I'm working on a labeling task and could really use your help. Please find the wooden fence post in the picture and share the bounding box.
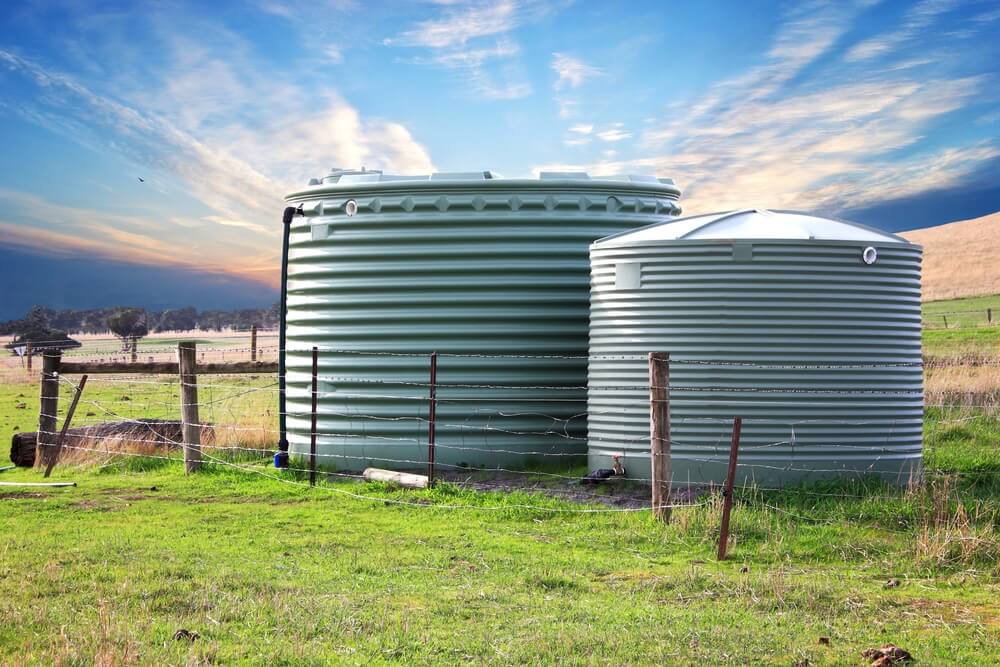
[35,352,62,470]
[310,346,318,486]
[942,315,948,328]
[26,342,33,372]
[44,375,88,478]
[250,325,258,362]
[178,342,201,473]
[649,352,671,523]
[717,416,743,560]
[988,308,993,325]
[130,337,138,363]
[427,352,438,486]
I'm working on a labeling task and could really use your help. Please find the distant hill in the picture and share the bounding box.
[900,211,1000,302]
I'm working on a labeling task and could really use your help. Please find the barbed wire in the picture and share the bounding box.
[33,436,706,514]
[29,422,1000,518]
[15,347,996,522]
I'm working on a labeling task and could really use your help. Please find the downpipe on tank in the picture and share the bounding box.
[275,204,302,469]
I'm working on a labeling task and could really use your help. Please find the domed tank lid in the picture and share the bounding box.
[594,209,910,246]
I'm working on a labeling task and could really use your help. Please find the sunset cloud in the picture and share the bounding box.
[0,0,995,309]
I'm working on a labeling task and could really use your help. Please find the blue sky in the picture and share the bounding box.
[0,0,998,295]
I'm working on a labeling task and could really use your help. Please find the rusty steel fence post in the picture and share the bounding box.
[310,346,318,487]
[427,352,438,486]
[717,416,743,560]
[44,374,88,478]
[649,352,671,523]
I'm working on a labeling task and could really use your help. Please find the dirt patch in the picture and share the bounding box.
[92,489,307,506]
[98,487,159,497]
[430,470,707,509]
[893,597,984,630]
[0,492,45,500]
[976,604,1000,630]
[70,499,116,511]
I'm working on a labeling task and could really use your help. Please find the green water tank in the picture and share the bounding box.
[283,169,682,471]
[588,209,923,486]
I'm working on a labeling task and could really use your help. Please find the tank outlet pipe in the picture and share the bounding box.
[275,203,302,469]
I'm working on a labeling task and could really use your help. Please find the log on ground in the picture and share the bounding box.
[363,468,429,489]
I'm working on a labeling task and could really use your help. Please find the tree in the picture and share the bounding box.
[155,307,197,332]
[4,305,81,354]
[107,308,148,350]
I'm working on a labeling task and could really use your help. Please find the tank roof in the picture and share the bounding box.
[594,209,909,246]
[287,168,681,199]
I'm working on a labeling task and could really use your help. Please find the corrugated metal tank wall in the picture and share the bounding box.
[587,210,923,486]
[283,170,681,470]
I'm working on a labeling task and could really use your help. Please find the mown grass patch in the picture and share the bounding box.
[1,445,999,665]
[922,294,1000,329]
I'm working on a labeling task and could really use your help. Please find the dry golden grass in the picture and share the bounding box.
[38,422,212,468]
[40,415,276,468]
[901,210,1000,302]
[925,362,1000,411]
[914,475,1000,575]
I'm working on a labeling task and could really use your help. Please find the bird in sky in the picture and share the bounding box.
[137,177,144,182]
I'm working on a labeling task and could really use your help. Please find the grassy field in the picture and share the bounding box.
[2,323,1000,664]
[1,436,999,666]
[922,294,1000,330]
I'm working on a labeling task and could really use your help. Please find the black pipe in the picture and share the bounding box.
[274,204,299,468]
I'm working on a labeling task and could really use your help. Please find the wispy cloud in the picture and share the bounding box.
[596,123,631,142]
[394,1,520,49]
[323,44,344,63]
[408,39,520,67]
[557,99,578,118]
[388,0,554,100]
[534,1,996,218]
[0,44,434,279]
[846,0,958,62]
[0,189,275,284]
[551,53,601,89]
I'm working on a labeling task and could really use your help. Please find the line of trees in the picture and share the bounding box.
[0,304,279,338]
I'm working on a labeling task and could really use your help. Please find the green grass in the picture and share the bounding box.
[1,372,275,446]
[924,326,1000,357]
[923,294,1000,329]
[2,322,1000,664]
[917,295,1000,357]
[2,464,999,665]
[1,409,999,664]
[924,407,1000,473]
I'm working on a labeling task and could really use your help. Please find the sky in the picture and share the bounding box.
[0,0,998,313]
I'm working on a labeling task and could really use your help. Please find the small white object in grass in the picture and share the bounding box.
[363,467,428,489]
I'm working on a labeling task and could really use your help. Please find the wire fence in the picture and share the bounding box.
[0,298,996,586]
[3,334,996,577]
[7,343,990,523]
